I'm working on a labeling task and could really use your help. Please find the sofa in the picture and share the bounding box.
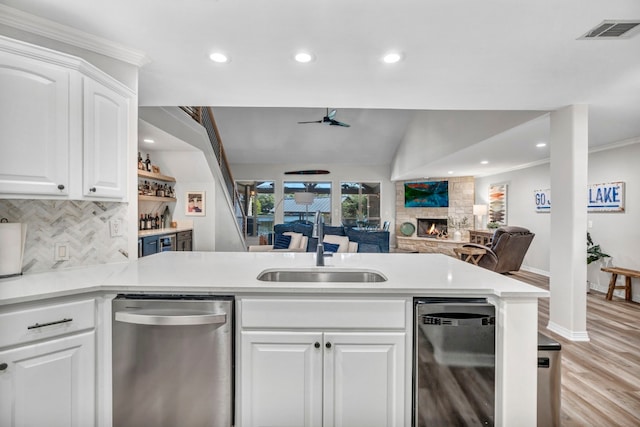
[247,221,389,253]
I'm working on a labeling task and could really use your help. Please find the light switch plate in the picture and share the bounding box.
[54,242,70,261]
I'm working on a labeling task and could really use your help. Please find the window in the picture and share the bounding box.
[236,181,275,237]
[283,181,331,224]
[341,182,381,229]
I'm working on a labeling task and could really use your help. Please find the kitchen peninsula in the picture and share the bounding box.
[0,252,547,427]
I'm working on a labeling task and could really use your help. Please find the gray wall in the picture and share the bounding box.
[475,139,640,301]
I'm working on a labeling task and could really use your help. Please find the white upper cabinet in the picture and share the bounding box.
[82,77,129,199]
[0,51,71,196]
[0,36,133,201]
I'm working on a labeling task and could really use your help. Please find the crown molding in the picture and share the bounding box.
[0,4,150,67]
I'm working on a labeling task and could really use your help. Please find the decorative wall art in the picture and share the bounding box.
[533,182,625,213]
[488,184,508,225]
[534,189,551,212]
[404,181,449,208]
[588,182,625,212]
[186,191,205,216]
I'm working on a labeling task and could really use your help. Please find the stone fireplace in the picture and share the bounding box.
[395,177,475,253]
[417,218,448,238]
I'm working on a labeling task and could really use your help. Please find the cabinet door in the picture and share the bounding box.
[141,235,159,257]
[0,331,95,427]
[0,53,70,196]
[82,77,128,199]
[240,331,323,427]
[323,332,406,427]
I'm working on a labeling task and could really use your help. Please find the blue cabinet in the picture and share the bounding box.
[141,235,159,257]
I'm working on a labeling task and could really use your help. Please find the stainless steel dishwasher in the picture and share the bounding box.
[112,294,234,427]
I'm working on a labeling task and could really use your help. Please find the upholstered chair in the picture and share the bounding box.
[463,226,535,273]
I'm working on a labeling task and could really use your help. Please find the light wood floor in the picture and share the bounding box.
[510,270,640,426]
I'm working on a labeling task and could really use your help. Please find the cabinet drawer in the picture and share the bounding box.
[0,299,95,348]
[240,298,406,329]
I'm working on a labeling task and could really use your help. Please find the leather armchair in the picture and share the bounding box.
[464,226,535,273]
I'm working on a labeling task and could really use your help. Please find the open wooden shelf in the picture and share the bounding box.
[138,195,177,202]
[137,169,176,183]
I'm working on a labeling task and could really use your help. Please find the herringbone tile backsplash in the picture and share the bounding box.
[0,200,129,274]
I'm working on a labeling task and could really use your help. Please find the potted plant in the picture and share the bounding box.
[486,221,501,229]
[587,232,610,264]
[587,232,611,292]
[447,216,470,241]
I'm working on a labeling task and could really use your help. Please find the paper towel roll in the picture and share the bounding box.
[0,223,27,277]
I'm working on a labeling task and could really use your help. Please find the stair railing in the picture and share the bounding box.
[180,106,248,238]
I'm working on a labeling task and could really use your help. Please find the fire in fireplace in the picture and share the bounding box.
[417,218,448,238]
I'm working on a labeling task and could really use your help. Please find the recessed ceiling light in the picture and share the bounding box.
[448,171,454,175]
[382,52,402,64]
[536,142,547,148]
[480,160,489,165]
[209,52,229,63]
[294,52,314,63]
[143,138,154,144]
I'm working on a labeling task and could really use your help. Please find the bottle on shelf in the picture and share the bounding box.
[162,205,171,229]
[138,152,144,170]
[154,212,160,229]
[145,154,152,172]
[139,214,144,231]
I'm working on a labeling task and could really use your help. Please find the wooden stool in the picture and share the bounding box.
[453,247,486,265]
[601,267,639,301]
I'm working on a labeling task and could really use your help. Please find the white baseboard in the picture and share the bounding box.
[520,265,549,277]
[546,321,590,342]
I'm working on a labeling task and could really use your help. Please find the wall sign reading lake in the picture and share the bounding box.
[534,181,625,212]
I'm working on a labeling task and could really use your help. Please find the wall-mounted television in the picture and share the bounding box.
[404,181,449,208]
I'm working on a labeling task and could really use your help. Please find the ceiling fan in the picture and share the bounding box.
[298,108,350,127]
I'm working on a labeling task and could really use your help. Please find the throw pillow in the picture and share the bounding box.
[323,234,350,253]
[273,233,292,250]
[283,232,303,249]
[323,242,340,253]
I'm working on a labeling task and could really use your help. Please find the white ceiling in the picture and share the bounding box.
[3,0,640,177]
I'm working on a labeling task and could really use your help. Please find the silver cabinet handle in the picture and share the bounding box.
[115,310,226,326]
[27,318,73,330]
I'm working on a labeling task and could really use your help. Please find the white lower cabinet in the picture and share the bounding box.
[0,298,96,427]
[0,332,95,427]
[239,298,407,427]
[241,331,324,427]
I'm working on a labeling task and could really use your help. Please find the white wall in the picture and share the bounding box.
[475,139,640,301]
[139,108,246,252]
[150,151,217,251]
[230,163,396,241]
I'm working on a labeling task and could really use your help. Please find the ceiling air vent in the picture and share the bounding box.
[579,20,640,39]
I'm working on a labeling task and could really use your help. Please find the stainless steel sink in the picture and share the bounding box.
[257,268,387,283]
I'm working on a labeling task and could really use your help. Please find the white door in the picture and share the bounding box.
[323,332,406,427]
[240,330,323,427]
[82,77,128,199]
[0,331,95,427]
[0,52,70,196]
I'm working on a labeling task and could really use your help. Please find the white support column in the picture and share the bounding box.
[548,105,589,341]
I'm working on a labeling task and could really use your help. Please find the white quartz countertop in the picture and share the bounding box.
[0,252,548,306]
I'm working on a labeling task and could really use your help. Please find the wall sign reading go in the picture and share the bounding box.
[534,189,551,212]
